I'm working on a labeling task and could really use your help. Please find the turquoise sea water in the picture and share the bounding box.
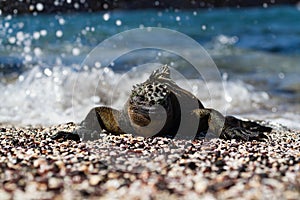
[0,6,299,128]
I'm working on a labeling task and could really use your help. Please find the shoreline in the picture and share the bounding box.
[0,122,299,199]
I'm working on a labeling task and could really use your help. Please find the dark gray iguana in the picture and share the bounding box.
[52,65,271,142]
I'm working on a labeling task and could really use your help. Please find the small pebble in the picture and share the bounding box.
[48,178,62,189]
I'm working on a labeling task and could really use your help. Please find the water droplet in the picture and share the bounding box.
[278,72,285,79]
[222,72,228,81]
[40,29,47,36]
[35,72,42,78]
[34,48,42,56]
[95,62,101,68]
[81,29,87,35]
[176,16,181,21]
[33,32,40,40]
[103,3,109,9]
[91,96,100,103]
[44,68,52,76]
[103,13,110,21]
[8,37,16,44]
[19,75,24,82]
[18,22,24,29]
[16,32,25,41]
[74,2,80,9]
[24,46,31,53]
[225,94,232,103]
[36,3,44,11]
[56,30,63,38]
[217,35,238,45]
[72,48,80,56]
[83,65,89,71]
[263,3,268,8]
[58,18,65,25]
[115,20,122,26]
[201,25,207,31]
[6,15,12,20]
[25,55,32,62]
[25,90,31,96]
[4,22,9,28]
[29,5,34,11]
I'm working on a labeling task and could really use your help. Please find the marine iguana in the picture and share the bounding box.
[52,65,271,142]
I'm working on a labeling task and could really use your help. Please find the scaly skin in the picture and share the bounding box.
[52,65,271,142]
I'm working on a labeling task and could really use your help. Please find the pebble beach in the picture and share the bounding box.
[1,0,300,199]
[0,122,299,200]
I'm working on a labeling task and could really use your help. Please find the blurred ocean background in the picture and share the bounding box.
[0,5,299,129]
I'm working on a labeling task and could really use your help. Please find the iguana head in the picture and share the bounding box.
[125,65,180,134]
[129,65,175,114]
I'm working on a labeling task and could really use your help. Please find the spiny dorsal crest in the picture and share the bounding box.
[149,65,171,82]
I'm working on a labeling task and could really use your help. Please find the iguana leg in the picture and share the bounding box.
[52,106,125,141]
[192,108,270,141]
[93,106,125,135]
[192,108,225,139]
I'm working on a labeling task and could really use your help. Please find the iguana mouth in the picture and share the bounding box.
[131,104,167,116]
